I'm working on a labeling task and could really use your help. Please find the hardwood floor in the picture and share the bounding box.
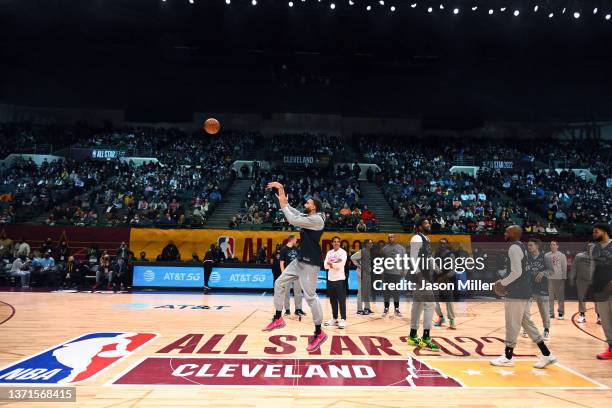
[0,291,609,407]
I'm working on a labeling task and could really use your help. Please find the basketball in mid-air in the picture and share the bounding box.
[204,118,220,135]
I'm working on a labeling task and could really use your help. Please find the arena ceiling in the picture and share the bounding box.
[1,0,611,122]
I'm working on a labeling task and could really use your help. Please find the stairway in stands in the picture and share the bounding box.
[360,182,404,232]
[204,179,252,228]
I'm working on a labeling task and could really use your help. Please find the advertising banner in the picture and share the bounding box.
[129,228,471,263]
[133,264,204,288]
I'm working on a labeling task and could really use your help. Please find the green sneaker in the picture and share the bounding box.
[420,337,440,352]
[407,336,422,347]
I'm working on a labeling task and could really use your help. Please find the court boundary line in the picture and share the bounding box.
[0,301,15,326]
[571,309,606,343]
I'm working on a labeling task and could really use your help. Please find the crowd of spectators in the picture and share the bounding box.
[231,163,379,231]
[1,124,610,234]
[1,126,256,227]
[0,234,244,290]
[358,136,611,234]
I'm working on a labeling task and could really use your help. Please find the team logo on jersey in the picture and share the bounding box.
[217,236,235,259]
[0,332,157,384]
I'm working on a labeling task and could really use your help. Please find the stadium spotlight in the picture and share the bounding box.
[251,0,257,5]
[288,1,293,6]
[349,0,354,5]
[428,6,433,12]
[593,8,597,14]
[471,6,477,11]
[330,2,335,9]
[439,4,444,10]
[562,8,566,13]
[573,11,580,19]
[411,3,417,8]
[513,9,519,16]
[534,5,538,12]
[390,5,396,11]
[225,0,231,4]
[379,0,384,5]
[606,14,611,20]
[489,9,494,14]
[500,7,507,12]
[367,5,371,10]
[453,8,459,14]
[189,0,194,4]
[548,12,554,18]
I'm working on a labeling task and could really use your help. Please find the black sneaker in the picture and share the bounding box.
[284,310,291,316]
[295,309,307,316]
[357,310,364,315]
[363,308,373,315]
[558,313,564,320]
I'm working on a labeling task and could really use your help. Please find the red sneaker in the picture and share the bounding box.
[262,317,286,332]
[306,330,328,353]
[596,346,612,360]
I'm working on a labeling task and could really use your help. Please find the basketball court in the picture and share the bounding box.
[1,291,609,407]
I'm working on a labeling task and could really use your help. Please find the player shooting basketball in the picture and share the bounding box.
[262,181,328,353]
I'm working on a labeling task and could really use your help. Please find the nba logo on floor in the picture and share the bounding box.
[217,236,235,258]
[0,332,157,384]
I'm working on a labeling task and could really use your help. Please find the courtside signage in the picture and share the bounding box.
[133,265,204,288]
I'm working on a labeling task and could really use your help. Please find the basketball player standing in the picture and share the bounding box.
[408,218,440,351]
[490,225,557,368]
[523,237,551,340]
[262,182,327,353]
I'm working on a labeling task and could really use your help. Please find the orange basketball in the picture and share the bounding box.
[204,118,220,135]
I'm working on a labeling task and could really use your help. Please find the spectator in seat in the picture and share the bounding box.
[356,219,367,232]
[61,256,81,289]
[35,250,56,287]
[57,240,70,264]
[40,237,54,256]
[161,241,180,261]
[10,255,30,288]
[117,241,131,260]
[112,257,129,291]
[138,251,149,262]
[93,252,112,290]
[15,238,30,258]
[256,246,268,264]
[240,163,250,178]
[339,204,351,217]
[361,205,376,222]
[0,232,13,261]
